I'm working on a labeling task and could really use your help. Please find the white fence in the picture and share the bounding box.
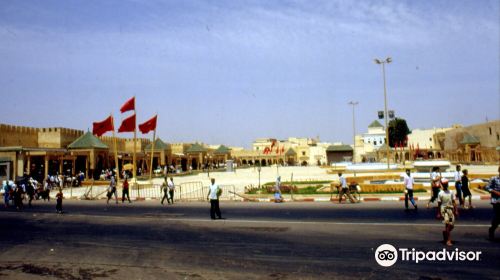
[72,181,240,201]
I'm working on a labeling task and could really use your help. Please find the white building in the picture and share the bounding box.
[354,120,387,162]
[363,120,386,147]
[407,127,456,150]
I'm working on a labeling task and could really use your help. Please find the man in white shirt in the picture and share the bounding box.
[167,177,175,204]
[454,165,464,207]
[207,178,222,219]
[338,173,355,203]
[403,169,418,211]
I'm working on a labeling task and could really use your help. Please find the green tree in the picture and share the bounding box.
[388,118,411,148]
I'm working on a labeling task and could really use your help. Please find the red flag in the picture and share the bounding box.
[120,97,135,113]
[92,115,114,136]
[264,147,270,154]
[270,139,276,149]
[118,114,136,132]
[139,115,157,134]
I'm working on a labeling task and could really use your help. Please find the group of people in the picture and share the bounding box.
[3,174,64,213]
[106,175,133,204]
[4,165,500,243]
[426,166,473,209]
[104,175,177,206]
[402,165,500,245]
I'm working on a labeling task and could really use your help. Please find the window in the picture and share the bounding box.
[429,137,432,141]
[302,151,306,156]
[489,127,492,135]
[497,133,499,141]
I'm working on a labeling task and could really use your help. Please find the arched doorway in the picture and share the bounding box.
[181,158,188,172]
[191,158,198,170]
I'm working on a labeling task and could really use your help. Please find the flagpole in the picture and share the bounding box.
[276,142,279,176]
[149,115,157,182]
[133,96,138,198]
[111,114,120,188]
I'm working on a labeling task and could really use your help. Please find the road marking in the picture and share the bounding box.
[158,218,490,227]
[1,211,491,228]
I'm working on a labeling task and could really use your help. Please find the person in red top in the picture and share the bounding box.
[122,177,131,203]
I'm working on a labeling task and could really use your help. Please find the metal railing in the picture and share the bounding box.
[76,181,240,201]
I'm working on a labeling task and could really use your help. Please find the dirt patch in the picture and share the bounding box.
[233,227,289,233]
[0,263,117,280]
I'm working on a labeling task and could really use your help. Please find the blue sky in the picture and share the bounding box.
[0,0,498,148]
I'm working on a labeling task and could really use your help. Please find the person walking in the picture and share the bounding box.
[338,173,355,203]
[427,167,442,208]
[454,165,464,207]
[437,179,457,246]
[275,176,281,193]
[167,177,175,204]
[161,178,169,205]
[3,181,11,208]
[274,176,284,203]
[56,188,63,214]
[461,169,473,209]
[26,178,35,207]
[107,176,118,204]
[122,177,131,203]
[13,184,24,211]
[44,176,52,201]
[403,169,418,211]
[485,166,500,241]
[207,178,222,220]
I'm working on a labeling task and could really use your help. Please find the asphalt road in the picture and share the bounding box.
[0,199,499,279]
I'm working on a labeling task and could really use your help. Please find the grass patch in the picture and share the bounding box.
[245,185,427,195]
[262,180,331,186]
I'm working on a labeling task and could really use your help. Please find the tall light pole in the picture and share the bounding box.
[374,57,392,169]
[348,101,358,164]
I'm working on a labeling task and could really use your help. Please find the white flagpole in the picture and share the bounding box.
[149,115,157,182]
[111,114,120,188]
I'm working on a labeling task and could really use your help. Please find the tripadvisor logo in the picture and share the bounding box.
[374,244,482,267]
[375,244,398,267]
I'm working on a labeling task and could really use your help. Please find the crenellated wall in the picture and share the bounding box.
[124,138,151,152]
[100,136,126,151]
[0,124,39,147]
[38,127,84,148]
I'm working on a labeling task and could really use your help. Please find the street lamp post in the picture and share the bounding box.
[257,165,262,188]
[348,101,358,164]
[374,57,392,170]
